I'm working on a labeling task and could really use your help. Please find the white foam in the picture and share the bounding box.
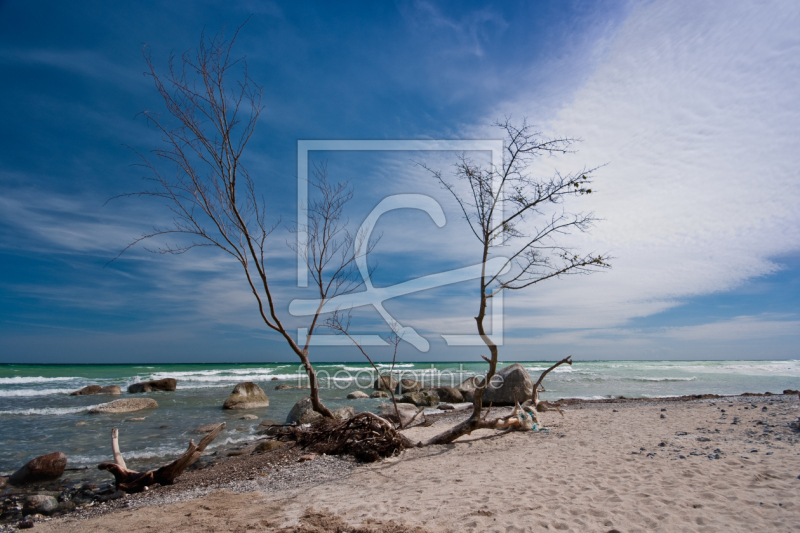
[0,388,75,397]
[0,376,77,384]
[0,406,88,416]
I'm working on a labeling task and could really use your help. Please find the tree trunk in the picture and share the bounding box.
[98,423,224,493]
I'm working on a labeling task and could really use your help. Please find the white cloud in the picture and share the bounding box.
[492,0,800,334]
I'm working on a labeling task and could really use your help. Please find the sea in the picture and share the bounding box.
[1,360,799,483]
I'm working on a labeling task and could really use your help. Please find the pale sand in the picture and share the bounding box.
[37,396,800,532]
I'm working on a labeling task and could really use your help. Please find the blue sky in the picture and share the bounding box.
[0,0,798,363]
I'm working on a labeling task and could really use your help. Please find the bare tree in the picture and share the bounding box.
[111,25,368,418]
[421,119,610,445]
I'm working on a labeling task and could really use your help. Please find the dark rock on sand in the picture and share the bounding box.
[9,452,67,485]
[223,382,269,410]
[24,495,59,515]
[399,390,440,407]
[374,375,398,391]
[457,376,482,402]
[88,398,158,414]
[194,422,226,434]
[69,385,121,396]
[378,403,420,426]
[127,378,177,393]
[332,406,356,420]
[481,363,533,406]
[255,440,284,453]
[435,386,464,403]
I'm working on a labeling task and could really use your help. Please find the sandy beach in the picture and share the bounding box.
[22,393,799,533]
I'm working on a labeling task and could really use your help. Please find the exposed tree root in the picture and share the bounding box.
[278,412,418,462]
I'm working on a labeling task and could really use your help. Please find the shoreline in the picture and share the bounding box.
[3,390,799,532]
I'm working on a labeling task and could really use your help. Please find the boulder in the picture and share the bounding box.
[24,495,58,515]
[240,414,258,420]
[784,389,800,395]
[9,452,67,485]
[481,363,533,406]
[332,406,356,420]
[69,385,121,396]
[457,376,482,402]
[347,391,370,399]
[398,390,440,407]
[374,375,398,391]
[435,386,464,403]
[287,397,324,424]
[255,440,284,453]
[396,379,421,393]
[88,398,158,414]
[378,403,420,426]
[370,390,389,398]
[222,382,269,410]
[259,419,278,427]
[127,378,177,393]
[275,384,293,390]
[194,422,226,434]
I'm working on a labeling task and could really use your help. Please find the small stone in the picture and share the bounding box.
[661,408,666,412]
[612,409,618,412]
[271,377,279,380]
[275,384,293,390]
[17,521,34,530]
[439,403,455,410]
[697,437,711,442]
[370,390,389,398]
[159,425,170,429]
[679,455,686,459]
[75,421,87,426]
[240,414,258,420]
[255,440,284,453]
[24,494,59,515]
[346,391,370,399]
[126,417,145,421]
[660,414,666,419]
[298,453,317,462]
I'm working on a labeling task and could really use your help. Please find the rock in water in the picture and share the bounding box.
[396,379,421,393]
[435,386,464,403]
[370,390,389,398]
[0,476,6,489]
[287,397,324,424]
[69,385,121,396]
[223,382,269,409]
[347,391,369,399]
[378,403,420,426]
[9,452,67,485]
[240,414,258,420]
[24,495,59,515]
[194,422,226,434]
[481,363,533,406]
[399,390,440,407]
[127,378,177,393]
[374,375,398,391]
[88,398,159,414]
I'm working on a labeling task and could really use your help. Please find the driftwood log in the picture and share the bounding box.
[98,424,224,492]
[426,357,572,445]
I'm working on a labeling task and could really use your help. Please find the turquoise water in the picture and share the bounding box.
[1,360,798,482]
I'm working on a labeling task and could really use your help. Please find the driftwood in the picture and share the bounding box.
[427,358,572,445]
[98,423,224,492]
